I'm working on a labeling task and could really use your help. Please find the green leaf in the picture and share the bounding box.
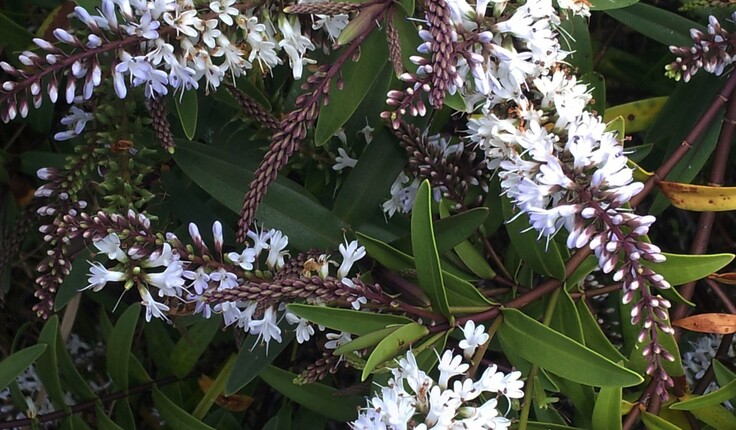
[526,422,588,430]
[332,127,406,226]
[335,326,402,355]
[57,333,96,401]
[501,197,566,280]
[436,203,495,279]
[688,403,736,428]
[713,359,736,397]
[589,0,639,10]
[174,90,199,141]
[605,3,705,47]
[640,252,734,286]
[0,345,46,391]
[193,355,236,420]
[36,316,68,409]
[412,181,451,318]
[603,97,668,134]
[107,303,140,391]
[315,31,388,146]
[153,387,217,430]
[575,300,626,363]
[670,378,736,410]
[592,386,623,430]
[174,142,344,250]
[55,251,91,311]
[0,11,33,52]
[96,405,124,430]
[559,15,593,74]
[549,290,584,343]
[170,315,223,379]
[260,365,362,421]
[225,323,295,395]
[357,232,493,308]
[286,304,414,336]
[581,71,605,117]
[114,401,136,430]
[498,308,643,387]
[362,322,429,380]
[641,412,684,430]
[389,207,490,255]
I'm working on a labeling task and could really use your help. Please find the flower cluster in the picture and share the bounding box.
[78,215,369,352]
[0,0,338,125]
[666,13,736,82]
[382,0,588,127]
[466,65,676,393]
[352,348,523,429]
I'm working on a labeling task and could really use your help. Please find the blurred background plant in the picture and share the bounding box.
[1,0,736,429]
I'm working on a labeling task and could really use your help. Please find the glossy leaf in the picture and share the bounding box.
[671,378,736,410]
[170,315,222,378]
[334,326,402,355]
[36,316,67,409]
[107,303,140,391]
[640,252,734,286]
[437,203,495,279]
[641,411,684,430]
[688,403,736,429]
[174,89,198,141]
[412,181,451,318]
[174,142,344,250]
[315,31,388,146]
[605,3,705,47]
[226,323,295,395]
[388,207,490,255]
[286,304,413,336]
[673,313,736,334]
[362,322,429,380]
[260,365,363,422]
[153,387,216,430]
[332,127,406,226]
[589,0,639,10]
[559,15,593,74]
[498,308,643,387]
[592,386,622,430]
[713,359,736,390]
[603,97,668,133]
[502,197,566,280]
[659,181,736,212]
[0,345,46,391]
[575,300,626,363]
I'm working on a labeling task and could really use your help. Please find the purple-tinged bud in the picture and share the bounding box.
[54,130,76,141]
[18,54,35,67]
[71,61,87,78]
[478,31,493,43]
[213,221,223,252]
[18,99,28,118]
[2,81,15,91]
[33,93,42,109]
[33,38,57,52]
[7,103,17,121]
[87,34,102,48]
[65,79,76,104]
[53,28,77,44]
[0,61,19,76]
[30,81,41,96]
[189,223,203,246]
[46,54,59,65]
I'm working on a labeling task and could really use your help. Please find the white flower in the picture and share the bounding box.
[333,147,358,171]
[209,267,238,290]
[124,11,160,39]
[210,0,239,26]
[277,14,315,80]
[248,306,282,353]
[285,312,315,344]
[139,287,170,322]
[266,230,289,270]
[215,300,241,327]
[93,233,127,262]
[337,239,366,279]
[228,248,257,270]
[458,321,489,358]
[425,385,461,428]
[183,267,210,295]
[370,384,416,430]
[247,225,272,257]
[83,261,125,292]
[147,243,178,268]
[436,350,469,389]
[325,331,352,349]
[163,8,200,38]
[60,106,95,136]
[145,260,186,297]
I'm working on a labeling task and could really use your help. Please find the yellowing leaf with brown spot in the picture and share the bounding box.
[708,273,736,285]
[199,375,253,412]
[672,313,736,335]
[659,181,736,212]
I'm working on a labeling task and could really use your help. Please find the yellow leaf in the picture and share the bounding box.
[659,181,736,212]
[199,375,254,412]
[603,96,668,133]
[627,159,653,183]
[672,313,736,334]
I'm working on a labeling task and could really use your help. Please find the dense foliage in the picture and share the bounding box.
[2,0,736,429]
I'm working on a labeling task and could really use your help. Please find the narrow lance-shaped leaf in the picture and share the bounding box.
[640,252,734,286]
[659,181,736,212]
[0,345,46,392]
[286,303,413,336]
[153,387,216,430]
[362,322,430,380]
[107,303,141,391]
[411,181,451,318]
[498,308,643,387]
[673,313,736,335]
